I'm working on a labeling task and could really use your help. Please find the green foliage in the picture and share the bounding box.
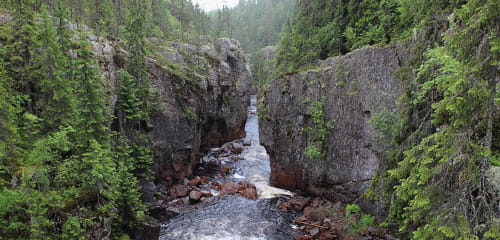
[61,216,88,240]
[275,0,468,72]
[210,0,295,52]
[369,109,399,142]
[0,3,157,237]
[383,0,499,239]
[345,204,362,214]
[0,188,29,238]
[73,36,111,146]
[116,70,143,120]
[34,9,76,132]
[345,204,375,233]
[305,97,334,160]
[484,219,500,239]
[111,135,148,237]
[491,154,500,167]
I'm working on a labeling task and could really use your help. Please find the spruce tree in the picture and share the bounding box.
[126,0,150,117]
[32,9,76,132]
[73,35,111,147]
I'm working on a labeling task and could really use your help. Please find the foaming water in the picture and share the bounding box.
[159,95,293,240]
[159,196,293,240]
[236,95,293,199]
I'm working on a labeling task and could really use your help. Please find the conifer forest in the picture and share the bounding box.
[0,0,498,239]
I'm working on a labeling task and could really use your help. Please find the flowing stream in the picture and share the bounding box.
[159,95,295,240]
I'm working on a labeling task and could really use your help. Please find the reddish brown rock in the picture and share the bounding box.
[189,190,204,203]
[302,206,314,220]
[238,181,251,191]
[188,176,201,186]
[288,196,312,211]
[220,182,238,196]
[270,162,302,190]
[200,190,213,197]
[241,186,258,200]
[220,167,230,174]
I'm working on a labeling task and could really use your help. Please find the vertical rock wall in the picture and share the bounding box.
[260,43,410,215]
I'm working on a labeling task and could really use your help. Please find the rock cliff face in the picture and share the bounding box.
[260,43,409,214]
[146,38,251,182]
[88,36,251,182]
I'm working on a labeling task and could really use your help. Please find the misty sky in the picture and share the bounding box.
[195,0,240,12]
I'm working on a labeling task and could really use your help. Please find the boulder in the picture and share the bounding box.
[172,185,189,198]
[288,196,312,211]
[220,182,238,196]
[188,176,202,186]
[189,190,204,203]
[241,185,258,200]
[141,182,157,203]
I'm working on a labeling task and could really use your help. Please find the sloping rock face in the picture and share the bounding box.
[260,43,409,214]
[88,36,251,182]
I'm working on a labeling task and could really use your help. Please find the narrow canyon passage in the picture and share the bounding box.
[159,96,295,240]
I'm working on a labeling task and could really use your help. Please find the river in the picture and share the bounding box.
[159,95,295,240]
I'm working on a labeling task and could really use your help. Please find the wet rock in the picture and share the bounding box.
[220,167,230,174]
[220,182,238,196]
[288,196,312,211]
[231,142,244,154]
[200,190,213,197]
[188,176,202,186]
[241,185,258,200]
[141,182,157,203]
[149,205,167,221]
[270,162,302,190]
[173,185,189,198]
[166,207,181,218]
[133,217,160,240]
[189,190,204,203]
[309,227,320,238]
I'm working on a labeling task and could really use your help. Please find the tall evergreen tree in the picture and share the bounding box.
[32,9,76,132]
[125,0,151,119]
[73,35,111,146]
